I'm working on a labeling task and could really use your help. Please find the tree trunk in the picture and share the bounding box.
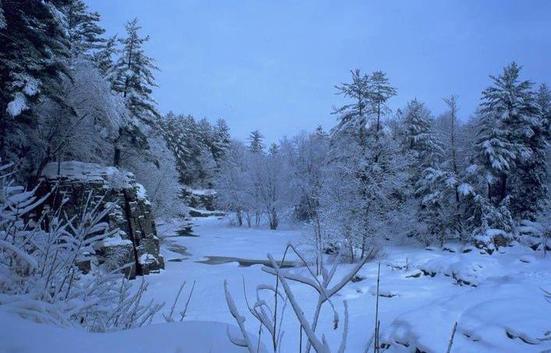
[269,208,278,230]
[114,146,121,167]
[236,209,243,226]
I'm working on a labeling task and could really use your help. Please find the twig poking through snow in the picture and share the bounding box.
[446,321,458,353]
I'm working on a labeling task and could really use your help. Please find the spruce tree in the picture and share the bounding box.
[112,18,160,126]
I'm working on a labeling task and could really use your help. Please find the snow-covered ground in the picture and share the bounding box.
[2,216,551,353]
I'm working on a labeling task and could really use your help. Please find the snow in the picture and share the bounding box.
[188,188,216,196]
[5,76,40,118]
[147,217,551,353]
[41,161,134,189]
[22,77,39,96]
[3,216,551,353]
[100,235,133,247]
[457,182,474,196]
[134,183,151,205]
[0,311,259,353]
[139,253,157,265]
[135,183,148,200]
[6,92,28,117]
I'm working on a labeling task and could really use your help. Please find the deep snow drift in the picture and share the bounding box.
[2,216,551,353]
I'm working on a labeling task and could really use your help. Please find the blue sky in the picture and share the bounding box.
[87,0,551,143]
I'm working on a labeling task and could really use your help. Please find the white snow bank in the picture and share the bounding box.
[0,310,262,353]
[383,295,551,353]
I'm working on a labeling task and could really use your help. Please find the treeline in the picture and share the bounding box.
[216,67,551,257]
[0,1,229,218]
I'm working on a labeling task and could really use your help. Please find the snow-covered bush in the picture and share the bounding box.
[0,164,162,331]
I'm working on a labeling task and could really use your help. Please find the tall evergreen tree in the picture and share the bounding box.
[510,82,549,219]
[475,63,540,217]
[326,69,390,258]
[249,130,264,153]
[62,0,105,57]
[0,0,70,172]
[401,99,448,244]
[368,70,397,139]
[401,99,442,172]
[112,18,160,126]
[93,35,117,79]
[332,69,370,142]
[212,118,231,163]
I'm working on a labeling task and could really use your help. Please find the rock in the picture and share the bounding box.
[39,161,164,279]
[183,187,217,211]
[188,207,225,218]
[474,228,512,254]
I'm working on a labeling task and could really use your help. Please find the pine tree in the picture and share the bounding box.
[509,82,549,220]
[325,69,390,258]
[63,0,105,57]
[368,70,397,139]
[401,99,448,244]
[212,118,231,163]
[0,0,70,172]
[112,18,160,126]
[332,69,371,141]
[475,63,540,217]
[93,36,117,79]
[249,130,264,153]
[401,99,443,172]
[415,166,458,246]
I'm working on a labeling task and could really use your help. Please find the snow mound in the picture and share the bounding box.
[0,310,262,353]
[383,296,551,353]
[417,256,492,287]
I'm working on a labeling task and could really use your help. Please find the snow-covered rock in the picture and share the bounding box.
[40,161,164,278]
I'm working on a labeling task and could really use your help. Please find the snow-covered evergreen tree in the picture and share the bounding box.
[248,130,265,153]
[93,36,117,79]
[368,70,397,141]
[112,18,160,126]
[475,63,541,219]
[0,0,70,176]
[400,99,449,244]
[62,0,106,57]
[322,69,397,258]
[211,118,232,163]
